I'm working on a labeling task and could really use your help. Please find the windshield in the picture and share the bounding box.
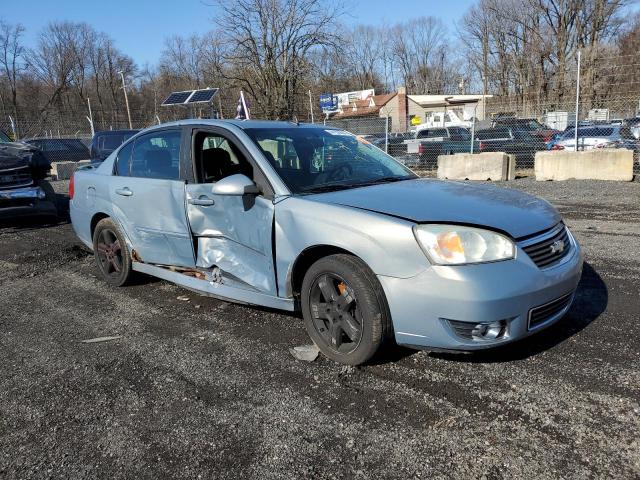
[0,131,10,142]
[244,127,417,194]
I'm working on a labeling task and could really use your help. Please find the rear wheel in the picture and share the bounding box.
[92,218,133,286]
[301,254,392,365]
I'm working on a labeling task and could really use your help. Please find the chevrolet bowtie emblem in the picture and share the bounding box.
[550,239,565,254]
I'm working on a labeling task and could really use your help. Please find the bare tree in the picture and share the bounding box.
[212,0,342,119]
[391,17,450,94]
[0,21,26,129]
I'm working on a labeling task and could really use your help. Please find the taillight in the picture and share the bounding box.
[69,174,75,200]
[418,144,425,154]
[479,142,486,151]
[551,144,565,150]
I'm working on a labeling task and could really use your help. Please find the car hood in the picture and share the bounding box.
[310,179,560,239]
[0,142,50,171]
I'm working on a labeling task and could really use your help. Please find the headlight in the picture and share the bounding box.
[413,225,515,265]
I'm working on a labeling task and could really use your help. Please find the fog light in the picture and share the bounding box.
[471,320,505,340]
[446,318,510,342]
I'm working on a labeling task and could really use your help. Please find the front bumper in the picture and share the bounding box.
[380,231,584,351]
[0,186,57,220]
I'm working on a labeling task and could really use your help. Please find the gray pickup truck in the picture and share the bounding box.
[0,131,57,220]
[404,126,480,164]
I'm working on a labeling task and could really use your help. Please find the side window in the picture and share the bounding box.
[114,141,133,176]
[129,130,181,180]
[194,132,253,183]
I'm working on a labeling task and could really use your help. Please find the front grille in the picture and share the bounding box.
[528,293,573,330]
[0,167,33,190]
[521,224,571,269]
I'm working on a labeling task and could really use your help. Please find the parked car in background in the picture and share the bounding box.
[553,124,639,154]
[90,130,139,163]
[405,126,479,164]
[24,138,90,164]
[623,117,640,139]
[369,132,412,157]
[70,119,583,365]
[0,132,57,220]
[475,127,547,166]
[491,117,559,143]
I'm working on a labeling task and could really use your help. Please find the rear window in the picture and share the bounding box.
[30,139,88,153]
[563,127,614,138]
[448,127,471,139]
[476,128,510,140]
[100,135,125,150]
[0,131,10,142]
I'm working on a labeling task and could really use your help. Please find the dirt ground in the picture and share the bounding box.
[0,178,638,479]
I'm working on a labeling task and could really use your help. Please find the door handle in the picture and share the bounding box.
[188,196,215,206]
[115,187,133,197]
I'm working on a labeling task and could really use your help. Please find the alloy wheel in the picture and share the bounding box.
[96,228,123,277]
[308,273,363,354]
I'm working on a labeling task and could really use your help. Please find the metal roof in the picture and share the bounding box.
[149,119,327,130]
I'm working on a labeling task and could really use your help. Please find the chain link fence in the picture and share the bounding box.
[3,96,640,177]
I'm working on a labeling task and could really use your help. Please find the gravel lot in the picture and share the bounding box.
[0,178,639,479]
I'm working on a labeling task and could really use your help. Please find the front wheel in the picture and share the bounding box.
[301,254,393,365]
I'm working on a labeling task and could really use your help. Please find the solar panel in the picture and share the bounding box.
[187,88,218,104]
[161,91,193,106]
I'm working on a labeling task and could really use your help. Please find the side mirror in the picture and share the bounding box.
[211,174,260,196]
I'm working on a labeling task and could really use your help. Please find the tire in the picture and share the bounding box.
[301,254,393,365]
[92,217,134,287]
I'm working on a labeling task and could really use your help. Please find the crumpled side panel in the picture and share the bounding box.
[186,184,277,296]
[197,236,275,293]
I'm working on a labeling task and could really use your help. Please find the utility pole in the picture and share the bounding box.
[118,70,133,130]
[574,50,581,152]
[86,97,94,137]
[308,90,315,123]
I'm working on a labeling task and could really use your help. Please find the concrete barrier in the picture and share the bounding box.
[437,152,515,181]
[50,160,90,180]
[535,149,634,181]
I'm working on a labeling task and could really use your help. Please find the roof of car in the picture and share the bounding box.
[95,129,139,135]
[144,119,328,131]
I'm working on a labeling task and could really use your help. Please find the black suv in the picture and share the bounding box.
[90,130,138,163]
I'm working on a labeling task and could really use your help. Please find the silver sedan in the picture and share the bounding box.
[70,120,583,365]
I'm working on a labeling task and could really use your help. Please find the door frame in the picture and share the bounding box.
[181,124,275,199]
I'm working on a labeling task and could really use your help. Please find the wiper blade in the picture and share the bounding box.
[349,176,410,187]
[298,176,410,194]
[298,183,353,193]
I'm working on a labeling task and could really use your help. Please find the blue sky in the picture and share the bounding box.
[1,0,476,66]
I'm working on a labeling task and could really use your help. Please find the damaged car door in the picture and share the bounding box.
[110,128,195,267]
[185,129,277,295]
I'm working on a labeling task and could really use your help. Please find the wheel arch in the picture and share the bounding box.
[289,244,364,299]
[90,212,110,240]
